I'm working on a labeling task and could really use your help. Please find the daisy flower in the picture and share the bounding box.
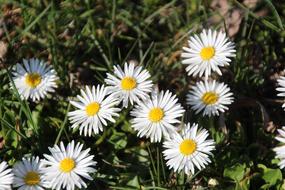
[68,85,121,136]
[13,156,49,190]
[187,80,234,116]
[12,58,58,101]
[276,76,285,109]
[163,123,215,175]
[105,62,153,107]
[41,141,97,190]
[0,161,14,190]
[131,90,185,143]
[181,29,236,78]
[273,127,285,169]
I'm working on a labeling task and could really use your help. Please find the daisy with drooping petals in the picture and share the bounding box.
[187,80,234,116]
[131,90,185,143]
[273,127,285,169]
[68,85,120,136]
[41,141,97,190]
[181,29,236,78]
[12,58,58,102]
[276,76,285,109]
[0,161,13,190]
[13,156,49,190]
[105,62,153,107]
[163,123,215,175]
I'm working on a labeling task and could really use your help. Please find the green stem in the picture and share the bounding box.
[160,148,166,183]
[147,143,157,182]
[156,146,161,186]
[54,103,71,145]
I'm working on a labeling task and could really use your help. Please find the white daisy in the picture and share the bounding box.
[41,140,97,190]
[13,156,49,190]
[187,80,234,116]
[273,127,285,169]
[68,85,121,136]
[276,76,285,109]
[181,29,236,78]
[163,123,215,175]
[105,62,153,107]
[12,58,58,101]
[0,161,13,190]
[131,90,185,143]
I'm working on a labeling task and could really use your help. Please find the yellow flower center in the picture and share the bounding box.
[25,73,42,88]
[85,102,100,116]
[201,92,218,105]
[59,158,75,173]
[121,77,137,90]
[200,46,215,60]
[148,108,164,122]
[24,171,40,186]
[179,139,197,156]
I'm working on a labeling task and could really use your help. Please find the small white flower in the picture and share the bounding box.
[187,80,234,116]
[41,140,97,190]
[68,85,120,136]
[105,62,153,107]
[12,58,58,101]
[13,156,49,190]
[131,90,185,142]
[276,76,285,109]
[273,127,285,169]
[0,161,13,190]
[181,29,236,78]
[163,123,215,175]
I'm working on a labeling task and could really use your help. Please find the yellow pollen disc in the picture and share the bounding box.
[60,158,75,173]
[201,92,218,105]
[25,73,42,88]
[200,46,215,60]
[121,77,137,90]
[85,102,100,116]
[179,139,197,156]
[24,171,40,186]
[148,108,164,122]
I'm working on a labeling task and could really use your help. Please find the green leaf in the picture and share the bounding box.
[138,148,148,162]
[109,132,127,150]
[263,169,282,186]
[258,164,282,187]
[106,152,121,165]
[223,163,246,181]
[127,175,140,188]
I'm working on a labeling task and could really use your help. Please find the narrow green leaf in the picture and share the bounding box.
[264,0,284,30]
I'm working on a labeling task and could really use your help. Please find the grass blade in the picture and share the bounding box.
[6,68,38,135]
[20,3,52,36]
[264,0,284,30]
[1,118,28,140]
[233,0,281,32]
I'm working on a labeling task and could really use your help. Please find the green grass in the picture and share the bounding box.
[1,0,285,189]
